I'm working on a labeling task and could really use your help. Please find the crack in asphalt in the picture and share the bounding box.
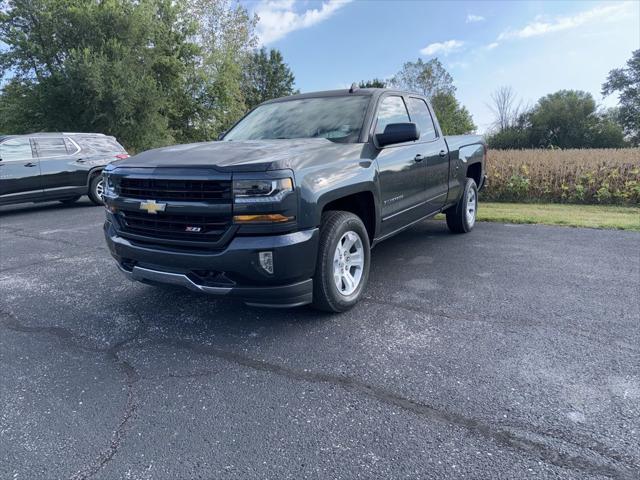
[1,311,637,479]
[0,309,146,480]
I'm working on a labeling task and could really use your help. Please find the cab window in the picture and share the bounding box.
[375,96,410,134]
[408,97,437,141]
[0,138,34,161]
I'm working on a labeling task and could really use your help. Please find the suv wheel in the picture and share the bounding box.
[312,211,370,312]
[446,178,478,234]
[88,174,104,205]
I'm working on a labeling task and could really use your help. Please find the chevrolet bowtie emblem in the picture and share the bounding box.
[139,199,166,214]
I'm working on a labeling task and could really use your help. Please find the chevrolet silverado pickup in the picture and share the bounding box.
[103,87,486,312]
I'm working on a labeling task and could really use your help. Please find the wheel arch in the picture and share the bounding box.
[318,188,378,245]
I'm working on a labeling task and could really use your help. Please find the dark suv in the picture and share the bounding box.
[0,132,128,206]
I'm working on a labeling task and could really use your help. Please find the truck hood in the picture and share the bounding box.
[113,139,365,172]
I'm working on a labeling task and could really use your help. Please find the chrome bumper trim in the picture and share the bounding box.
[118,265,233,295]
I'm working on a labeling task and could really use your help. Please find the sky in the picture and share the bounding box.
[242,0,640,133]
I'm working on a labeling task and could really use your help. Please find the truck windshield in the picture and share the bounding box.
[223,96,370,143]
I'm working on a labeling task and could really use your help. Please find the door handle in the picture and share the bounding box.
[414,154,425,162]
[438,150,447,158]
[76,158,85,163]
[24,162,37,167]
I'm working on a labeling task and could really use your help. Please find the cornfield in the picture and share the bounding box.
[482,149,640,205]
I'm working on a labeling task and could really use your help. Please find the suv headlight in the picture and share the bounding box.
[233,178,293,203]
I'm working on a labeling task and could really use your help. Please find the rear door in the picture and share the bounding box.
[34,136,87,194]
[0,137,42,202]
[407,96,449,213]
[374,94,430,235]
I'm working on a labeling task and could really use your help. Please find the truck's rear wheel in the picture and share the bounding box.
[446,178,478,233]
[312,211,370,312]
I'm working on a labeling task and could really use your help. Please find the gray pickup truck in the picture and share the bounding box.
[103,87,486,311]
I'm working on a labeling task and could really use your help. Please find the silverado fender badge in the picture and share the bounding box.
[185,226,202,232]
[139,199,166,214]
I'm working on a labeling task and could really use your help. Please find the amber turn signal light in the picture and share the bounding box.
[233,214,294,224]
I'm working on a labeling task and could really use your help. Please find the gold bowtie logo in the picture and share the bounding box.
[139,199,166,214]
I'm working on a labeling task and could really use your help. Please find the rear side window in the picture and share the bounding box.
[408,98,437,141]
[33,138,68,157]
[64,137,81,155]
[375,96,410,134]
[75,135,126,154]
[0,138,34,161]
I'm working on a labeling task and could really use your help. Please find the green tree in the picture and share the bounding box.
[389,58,474,134]
[0,0,201,151]
[358,78,387,88]
[190,0,258,137]
[390,58,455,100]
[0,0,260,150]
[431,92,476,135]
[602,49,640,145]
[528,90,625,148]
[241,48,296,110]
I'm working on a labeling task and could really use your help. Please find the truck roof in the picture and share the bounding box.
[263,87,418,104]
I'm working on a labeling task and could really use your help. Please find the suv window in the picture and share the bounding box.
[64,137,81,155]
[408,97,437,141]
[0,138,34,161]
[33,138,68,157]
[375,96,410,134]
[73,135,126,154]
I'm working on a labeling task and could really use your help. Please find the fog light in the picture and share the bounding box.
[259,251,274,274]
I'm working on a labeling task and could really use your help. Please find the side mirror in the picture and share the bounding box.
[375,123,420,147]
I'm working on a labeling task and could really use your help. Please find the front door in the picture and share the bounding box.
[375,95,429,236]
[0,137,42,203]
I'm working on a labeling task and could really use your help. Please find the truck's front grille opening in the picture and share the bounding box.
[118,211,230,241]
[118,178,231,202]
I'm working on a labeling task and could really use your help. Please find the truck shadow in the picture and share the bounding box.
[120,219,452,341]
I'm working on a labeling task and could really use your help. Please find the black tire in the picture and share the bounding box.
[88,174,104,205]
[312,211,370,313]
[59,196,81,205]
[446,178,478,234]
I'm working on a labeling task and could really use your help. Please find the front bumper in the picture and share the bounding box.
[104,220,319,307]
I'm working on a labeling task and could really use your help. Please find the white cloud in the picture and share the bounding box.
[486,42,499,50]
[420,39,464,56]
[498,2,631,40]
[255,0,352,45]
[466,14,485,23]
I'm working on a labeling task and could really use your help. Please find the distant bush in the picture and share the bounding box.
[482,149,640,205]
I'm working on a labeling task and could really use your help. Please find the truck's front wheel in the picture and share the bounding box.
[446,178,478,233]
[312,211,370,312]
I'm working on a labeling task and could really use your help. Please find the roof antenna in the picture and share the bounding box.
[349,82,358,93]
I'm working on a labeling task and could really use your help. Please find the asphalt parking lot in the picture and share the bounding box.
[1,198,639,480]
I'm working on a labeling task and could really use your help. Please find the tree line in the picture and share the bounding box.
[0,0,296,151]
[485,50,638,149]
[0,1,636,152]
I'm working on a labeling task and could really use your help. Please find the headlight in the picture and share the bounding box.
[233,178,293,203]
[103,172,116,197]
